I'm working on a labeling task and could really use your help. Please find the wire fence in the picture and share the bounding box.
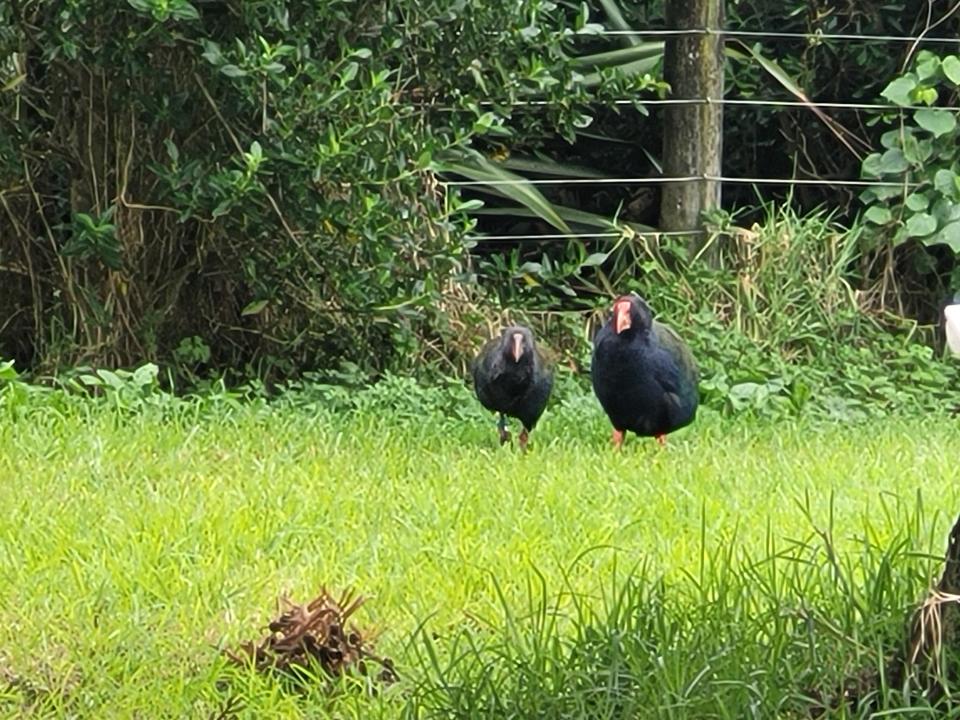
[593,29,960,42]
[448,19,960,246]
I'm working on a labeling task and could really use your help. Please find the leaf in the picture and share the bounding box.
[924,221,960,253]
[455,198,485,211]
[916,51,941,81]
[581,56,660,87]
[169,0,199,21]
[472,112,498,133]
[905,212,937,238]
[905,192,929,212]
[916,87,938,106]
[932,197,960,224]
[126,0,151,11]
[596,0,642,47]
[914,108,957,137]
[581,252,609,267]
[935,169,960,199]
[881,75,917,106]
[880,128,911,150]
[861,152,883,178]
[864,206,893,225]
[212,198,234,217]
[501,155,607,178]
[351,48,372,59]
[861,183,900,201]
[942,56,960,85]
[74,212,98,232]
[439,154,572,232]
[340,61,358,85]
[220,64,247,78]
[131,363,159,386]
[0,359,18,382]
[201,41,222,65]
[164,138,179,163]
[96,369,124,390]
[731,43,866,157]
[901,135,932,165]
[241,299,269,316]
[879,148,909,174]
[570,41,664,70]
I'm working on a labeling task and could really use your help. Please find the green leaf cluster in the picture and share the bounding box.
[861,51,960,254]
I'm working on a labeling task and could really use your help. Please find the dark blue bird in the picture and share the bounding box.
[591,294,699,450]
[472,325,554,451]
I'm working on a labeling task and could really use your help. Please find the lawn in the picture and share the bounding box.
[2,386,960,717]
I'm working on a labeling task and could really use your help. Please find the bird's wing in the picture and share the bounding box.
[534,342,557,376]
[471,335,505,393]
[652,320,700,385]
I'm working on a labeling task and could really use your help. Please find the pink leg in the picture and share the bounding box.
[655,434,666,447]
[519,428,529,452]
[612,429,625,450]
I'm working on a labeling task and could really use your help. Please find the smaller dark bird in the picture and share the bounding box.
[591,294,699,450]
[472,325,554,451]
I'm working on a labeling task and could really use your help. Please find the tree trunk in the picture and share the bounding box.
[659,0,725,262]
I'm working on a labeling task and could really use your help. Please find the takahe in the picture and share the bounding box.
[591,294,699,449]
[472,325,554,451]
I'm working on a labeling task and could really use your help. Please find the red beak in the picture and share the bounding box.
[614,301,632,334]
[511,332,524,362]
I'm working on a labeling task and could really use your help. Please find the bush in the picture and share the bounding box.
[0,0,621,379]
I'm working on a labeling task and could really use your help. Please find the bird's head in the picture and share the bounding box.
[502,325,534,363]
[610,294,652,336]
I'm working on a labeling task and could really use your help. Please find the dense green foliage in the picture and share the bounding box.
[1,0,635,375]
[2,385,960,717]
[861,51,960,257]
[2,0,959,381]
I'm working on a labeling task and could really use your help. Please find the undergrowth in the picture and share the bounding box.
[2,381,960,717]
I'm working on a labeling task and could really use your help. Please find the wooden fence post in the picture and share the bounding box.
[659,0,725,259]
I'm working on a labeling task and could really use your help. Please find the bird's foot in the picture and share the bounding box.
[655,434,666,447]
[612,429,624,451]
[497,414,510,445]
[519,429,529,452]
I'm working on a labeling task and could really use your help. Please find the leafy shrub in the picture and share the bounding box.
[861,50,960,254]
[0,0,633,379]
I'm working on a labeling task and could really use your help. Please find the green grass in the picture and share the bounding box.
[2,384,960,718]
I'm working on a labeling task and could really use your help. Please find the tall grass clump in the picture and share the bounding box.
[403,500,955,719]
[4,374,960,717]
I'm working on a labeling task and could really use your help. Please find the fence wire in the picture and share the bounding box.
[446,22,956,245]
[593,29,960,43]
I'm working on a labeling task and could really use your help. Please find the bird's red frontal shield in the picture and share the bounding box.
[614,300,632,334]
[511,332,524,362]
